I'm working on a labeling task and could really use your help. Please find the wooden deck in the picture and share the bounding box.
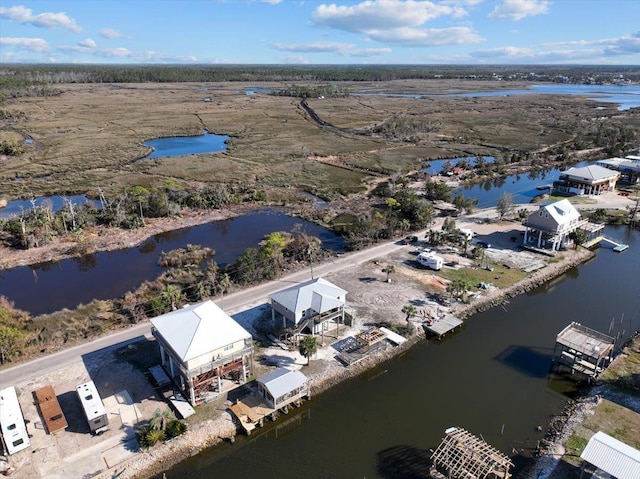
[229,394,275,435]
[424,315,464,339]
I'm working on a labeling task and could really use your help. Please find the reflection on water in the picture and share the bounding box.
[0,210,344,316]
[140,130,229,160]
[160,226,639,479]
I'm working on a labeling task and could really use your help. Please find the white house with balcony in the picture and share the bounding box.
[270,277,347,336]
[150,300,253,406]
[523,199,588,252]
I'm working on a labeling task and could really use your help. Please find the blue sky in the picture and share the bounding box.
[1,0,639,65]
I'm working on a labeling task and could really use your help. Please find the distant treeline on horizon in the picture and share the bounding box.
[1,63,639,88]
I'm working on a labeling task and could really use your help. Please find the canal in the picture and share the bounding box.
[158,225,639,479]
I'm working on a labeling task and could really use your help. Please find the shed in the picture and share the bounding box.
[431,427,513,479]
[257,368,309,410]
[580,431,640,479]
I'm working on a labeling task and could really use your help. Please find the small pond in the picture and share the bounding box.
[140,130,229,160]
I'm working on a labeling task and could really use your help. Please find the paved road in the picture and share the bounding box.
[1,194,631,389]
[0,233,419,389]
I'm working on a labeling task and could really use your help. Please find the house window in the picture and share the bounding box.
[224,343,233,351]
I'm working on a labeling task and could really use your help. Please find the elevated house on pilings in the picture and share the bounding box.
[150,300,254,406]
[552,322,614,380]
[523,199,603,253]
[553,164,620,196]
[257,368,310,411]
[269,277,347,342]
[430,427,513,479]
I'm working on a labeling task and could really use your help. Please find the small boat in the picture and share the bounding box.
[536,184,552,190]
[613,244,629,252]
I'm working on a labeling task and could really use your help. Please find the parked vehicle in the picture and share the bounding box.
[458,228,476,241]
[417,252,444,270]
[76,381,108,435]
[402,235,419,244]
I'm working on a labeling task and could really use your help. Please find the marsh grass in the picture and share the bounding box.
[4,81,634,202]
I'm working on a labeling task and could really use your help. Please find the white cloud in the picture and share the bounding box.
[273,41,391,57]
[100,27,123,39]
[78,38,96,49]
[260,0,283,4]
[0,36,49,52]
[488,0,549,21]
[0,5,82,33]
[313,0,454,32]
[368,26,483,46]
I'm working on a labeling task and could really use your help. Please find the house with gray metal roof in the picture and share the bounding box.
[554,164,620,195]
[523,199,591,252]
[150,300,253,405]
[580,431,640,479]
[269,277,347,336]
[257,368,309,410]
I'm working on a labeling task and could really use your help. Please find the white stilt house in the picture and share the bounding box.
[150,300,253,406]
[269,277,347,336]
[523,199,587,252]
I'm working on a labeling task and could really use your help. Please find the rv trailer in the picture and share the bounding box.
[0,386,31,455]
[417,252,444,271]
[76,381,109,435]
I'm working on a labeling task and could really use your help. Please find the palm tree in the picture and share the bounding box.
[401,304,417,323]
[382,264,396,283]
[149,408,175,431]
[161,285,182,311]
[307,240,320,279]
[298,335,318,365]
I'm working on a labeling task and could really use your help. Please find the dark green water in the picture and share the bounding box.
[161,225,639,478]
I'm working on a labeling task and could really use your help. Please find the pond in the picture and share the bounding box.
[140,130,229,160]
[0,195,100,219]
[0,210,344,316]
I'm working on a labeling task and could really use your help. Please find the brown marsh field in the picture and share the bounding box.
[1,79,638,203]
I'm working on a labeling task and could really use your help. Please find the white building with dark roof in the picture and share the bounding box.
[270,277,347,335]
[554,165,620,195]
[150,300,253,405]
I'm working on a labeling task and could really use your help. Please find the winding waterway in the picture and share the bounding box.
[159,225,639,479]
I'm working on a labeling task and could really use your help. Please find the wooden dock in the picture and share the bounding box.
[423,315,463,339]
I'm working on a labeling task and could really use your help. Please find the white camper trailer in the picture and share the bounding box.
[458,228,476,241]
[417,252,444,271]
[0,386,31,455]
[76,381,109,435]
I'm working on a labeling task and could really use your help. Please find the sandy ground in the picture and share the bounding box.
[1,192,635,479]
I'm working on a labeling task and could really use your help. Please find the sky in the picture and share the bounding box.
[0,0,639,65]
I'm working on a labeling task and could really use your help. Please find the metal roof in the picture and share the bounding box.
[561,165,620,182]
[581,431,640,479]
[539,199,581,227]
[150,300,252,362]
[269,277,346,316]
[258,368,307,399]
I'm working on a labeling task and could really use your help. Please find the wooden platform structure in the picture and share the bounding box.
[424,315,464,339]
[356,328,388,347]
[552,322,614,380]
[229,393,275,435]
[431,427,513,479]
[33,385,68,435]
